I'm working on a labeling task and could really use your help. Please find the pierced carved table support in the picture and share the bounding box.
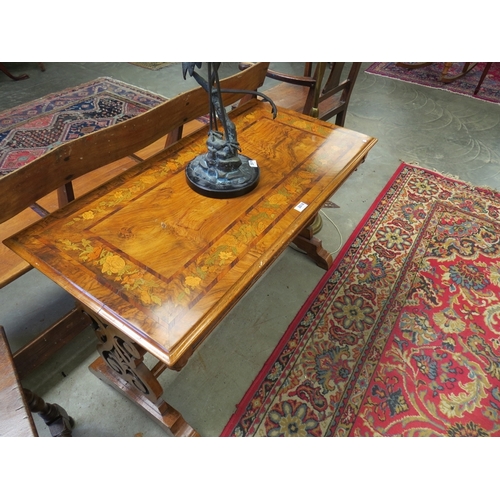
[85,310,199,437]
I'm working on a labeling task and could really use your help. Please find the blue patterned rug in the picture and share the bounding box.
[0,77,167,176]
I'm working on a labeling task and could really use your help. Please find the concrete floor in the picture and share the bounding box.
[1,62,500,437]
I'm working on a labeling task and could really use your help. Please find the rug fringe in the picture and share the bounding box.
[400,159,420,167]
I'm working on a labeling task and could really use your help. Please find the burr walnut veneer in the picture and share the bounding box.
[5,100,376,436]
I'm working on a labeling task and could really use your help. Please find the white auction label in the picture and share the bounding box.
[294,202,308,212]
[248,159,258,168]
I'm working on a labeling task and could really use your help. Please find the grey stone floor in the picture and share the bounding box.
[1,62,499,437]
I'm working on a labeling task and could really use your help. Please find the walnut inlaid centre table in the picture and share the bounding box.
[4,101,376,436]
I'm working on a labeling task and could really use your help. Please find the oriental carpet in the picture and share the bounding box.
[0,77,167,176]
[366,63,500,104]
[222,163,500,437]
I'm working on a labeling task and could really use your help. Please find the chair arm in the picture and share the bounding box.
[239,62,316,87]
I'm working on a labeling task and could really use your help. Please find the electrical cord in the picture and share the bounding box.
[319,208,343,254]
[289,207,343,255]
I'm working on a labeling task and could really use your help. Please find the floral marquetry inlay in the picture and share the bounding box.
[54,123,329,321]
[5,100,377,362]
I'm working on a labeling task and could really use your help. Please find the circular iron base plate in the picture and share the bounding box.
[186,154,260,199]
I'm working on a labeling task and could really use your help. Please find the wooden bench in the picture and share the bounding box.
[0,325,74,436]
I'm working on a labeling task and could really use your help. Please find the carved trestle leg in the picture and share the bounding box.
[292,214,333,270]
[85,310,199,437]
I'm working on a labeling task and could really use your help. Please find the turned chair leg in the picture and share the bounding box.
[23,389,75,437]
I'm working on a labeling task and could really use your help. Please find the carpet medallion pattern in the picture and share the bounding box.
[222,164,500,436]
[366,63,500,104]
[0,77,167,176]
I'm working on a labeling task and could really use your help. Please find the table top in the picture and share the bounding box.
[5,101,376,368]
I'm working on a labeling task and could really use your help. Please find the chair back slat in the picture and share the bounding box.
[262,62,360,126]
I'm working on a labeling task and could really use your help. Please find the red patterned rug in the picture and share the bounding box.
[222,163,500,436]
[0,77,167,176]
[366,63,500,104]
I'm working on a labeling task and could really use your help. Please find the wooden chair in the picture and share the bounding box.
[241,62,361,126]
[0,325,74,436]
[241,62,361,234]
[0,63,45,81]
[0,62,270,379]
